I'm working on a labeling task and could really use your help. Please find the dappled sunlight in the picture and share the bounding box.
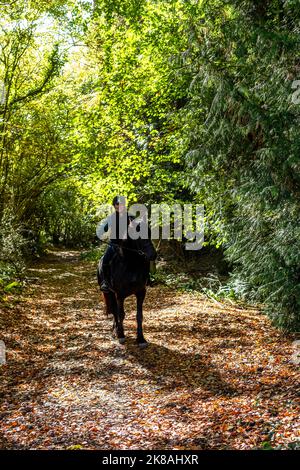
[0,251,299,450]
[27,268,60,274]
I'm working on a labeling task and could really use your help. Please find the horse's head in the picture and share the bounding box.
[118,236,156,262]
[138,238,157,261]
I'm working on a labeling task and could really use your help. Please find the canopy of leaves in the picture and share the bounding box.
[0,0,299,330]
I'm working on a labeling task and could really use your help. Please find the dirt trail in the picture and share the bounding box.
[0,250,299,449]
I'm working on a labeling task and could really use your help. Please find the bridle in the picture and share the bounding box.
[100,239,147,258]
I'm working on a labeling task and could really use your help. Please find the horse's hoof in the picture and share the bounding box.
[138,342,148,349]
[118,337,126,344]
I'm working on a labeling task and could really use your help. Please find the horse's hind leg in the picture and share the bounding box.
[115,295,126,344]
[136,288,147,348]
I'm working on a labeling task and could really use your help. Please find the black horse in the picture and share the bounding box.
[97,237,156,348]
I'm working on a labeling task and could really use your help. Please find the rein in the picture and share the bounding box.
[100,239,147,257]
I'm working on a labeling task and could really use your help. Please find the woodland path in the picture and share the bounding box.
[0,250,299,450]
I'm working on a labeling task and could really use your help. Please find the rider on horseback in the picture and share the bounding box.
[97,195,134,292]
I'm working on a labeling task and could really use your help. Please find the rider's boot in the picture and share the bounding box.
[101,263,111,292]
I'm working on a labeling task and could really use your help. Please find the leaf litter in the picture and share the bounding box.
[0,250,299,450]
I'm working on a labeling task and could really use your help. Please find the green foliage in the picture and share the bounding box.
[0,0,299,330]
[66,0,191,206]
[80,246,105,261]
[0,211,25,272]
[38,181,97,246]
[0,211,26,295]
[261,441,274,450]
[177,0,300,330]
[3,281,22,293]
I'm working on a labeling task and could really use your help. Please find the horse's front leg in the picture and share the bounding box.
[136,288,147,348]
[102,292,113,318]
[116,295,126,344]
